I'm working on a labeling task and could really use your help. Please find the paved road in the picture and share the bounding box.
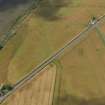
[0,14,105,104]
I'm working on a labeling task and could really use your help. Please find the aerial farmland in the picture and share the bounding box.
[1,0,105,105]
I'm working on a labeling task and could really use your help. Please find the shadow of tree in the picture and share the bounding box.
[35,0,71,21]
[58,94,105,105]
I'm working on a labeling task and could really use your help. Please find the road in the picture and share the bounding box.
[0,14,105,104]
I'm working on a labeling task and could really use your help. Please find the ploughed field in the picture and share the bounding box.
[1,0,105,105]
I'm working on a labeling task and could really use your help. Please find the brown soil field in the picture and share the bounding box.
[2,64,56,105]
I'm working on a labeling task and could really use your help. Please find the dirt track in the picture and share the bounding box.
[3,64,56,105]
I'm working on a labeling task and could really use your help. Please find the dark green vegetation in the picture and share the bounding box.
[0,45,3,50]
[0,84,13,96]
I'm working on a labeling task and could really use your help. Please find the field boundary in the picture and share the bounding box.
[1,14,105,104]
[95,27,105,45]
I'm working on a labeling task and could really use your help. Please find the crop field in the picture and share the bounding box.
[0,0,105,83]
[2,64,56,105]
[54,29,105,105]
[1,0,105,105]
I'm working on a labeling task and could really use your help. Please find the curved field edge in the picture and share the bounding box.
[1,0,105,105]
